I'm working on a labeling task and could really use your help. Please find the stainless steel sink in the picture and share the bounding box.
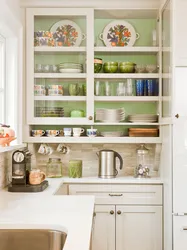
[0,229,67,250]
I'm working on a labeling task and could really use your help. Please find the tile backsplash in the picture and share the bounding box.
[29,143,162,177]
[0,152,12,189]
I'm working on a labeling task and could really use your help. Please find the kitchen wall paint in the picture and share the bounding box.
[29,143,161,177]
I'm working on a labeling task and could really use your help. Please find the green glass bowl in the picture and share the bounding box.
[103,65,118,73]
[70,110,84,117]
[104,61,118,66]
[119,62,136,73]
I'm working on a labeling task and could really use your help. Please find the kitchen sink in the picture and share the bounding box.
[0,229,67,250]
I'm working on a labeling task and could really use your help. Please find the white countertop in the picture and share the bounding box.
[0,176,163,250]
[62,176,163,184]
[0,179,95,250]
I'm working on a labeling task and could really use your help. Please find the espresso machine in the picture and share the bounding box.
[8,149,48,192]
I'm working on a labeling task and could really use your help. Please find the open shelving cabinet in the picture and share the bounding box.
[25,7,166,143]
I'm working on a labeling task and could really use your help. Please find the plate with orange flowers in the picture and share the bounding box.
[50,20,85,47]
[99,20,140,47]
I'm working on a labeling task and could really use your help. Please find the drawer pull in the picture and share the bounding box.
[109,194,123,197]
[183,228,187,230]
[117,210,121,215]
[110,210,114,215]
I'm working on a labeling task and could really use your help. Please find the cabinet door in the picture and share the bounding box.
[174,0,187,66]
[91,205,115,250]
[26,8,94,125]
[173,216,187,250]
[116,206,162,250]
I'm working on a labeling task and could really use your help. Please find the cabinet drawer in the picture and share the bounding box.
[68,184,162,205]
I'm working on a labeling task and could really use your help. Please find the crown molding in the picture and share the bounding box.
[20,0,160,9]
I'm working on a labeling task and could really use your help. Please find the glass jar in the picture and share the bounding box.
[46,158,63,178]
[134,144,150,178]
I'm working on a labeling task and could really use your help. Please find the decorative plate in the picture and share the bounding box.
[99,20,140,47]
[50,20,85,47]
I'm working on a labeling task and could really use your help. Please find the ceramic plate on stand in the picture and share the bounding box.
[50,20,85,47]
[99,20,140,47]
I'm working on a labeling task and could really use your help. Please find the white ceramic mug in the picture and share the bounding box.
[38,144,46,154]
[64,128,72,137]
[73,128,84,137]
[56,144,70,154]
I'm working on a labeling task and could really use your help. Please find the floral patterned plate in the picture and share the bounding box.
[99,20,140,47]
[50,20,85,47]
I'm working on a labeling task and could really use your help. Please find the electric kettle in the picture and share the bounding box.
[97,150,123,178]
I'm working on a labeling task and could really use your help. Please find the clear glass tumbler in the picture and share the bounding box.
[116,82,125,96]
[104,81,111,96]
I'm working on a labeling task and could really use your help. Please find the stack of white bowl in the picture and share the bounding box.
[96,108,125,122]
[58,63,83,73]
[100,131,124,137]
[128,114,158,123]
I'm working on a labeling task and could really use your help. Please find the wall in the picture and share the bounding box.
[0,0,23,189]
[29,143,161,177]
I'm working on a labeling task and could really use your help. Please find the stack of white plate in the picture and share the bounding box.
[59,63,83,73]
[96,108,125,122]
[128,114,158,123]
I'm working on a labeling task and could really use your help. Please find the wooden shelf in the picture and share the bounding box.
[94,46,159,54]
[95,96,159,102]
[94,73,159,79]
[34,47,86,52]
[34,73,87,79]
[34,96,86,101]
[26,136,161,144]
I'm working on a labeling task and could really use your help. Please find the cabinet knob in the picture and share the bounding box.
[175,114,179,119]
[88,116,93,120]
[117,210,121,215]
[110,210,114,215]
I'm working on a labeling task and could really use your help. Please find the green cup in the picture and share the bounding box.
[69,83,80,96]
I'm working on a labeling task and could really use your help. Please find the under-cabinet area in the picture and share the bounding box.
[56,183,163,250]
[24,6,171,144]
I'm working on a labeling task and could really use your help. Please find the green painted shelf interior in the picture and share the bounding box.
[33,16,158,131]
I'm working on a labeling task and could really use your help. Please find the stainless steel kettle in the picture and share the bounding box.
[97,150,123,178]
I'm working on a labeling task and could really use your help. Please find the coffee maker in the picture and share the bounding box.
[8,149,48,192]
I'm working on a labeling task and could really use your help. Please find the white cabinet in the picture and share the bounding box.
[173,117,187,212]
[68,184,163,250]
[116,206,162,250]
[173,68,187,117]
[173,216,187,250]
[174,0,187,66]
[25,7,162,144]
[92,205,115,250]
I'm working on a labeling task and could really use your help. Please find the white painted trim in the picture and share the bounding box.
[34,73,87,79]
[94,47,159,53]
[94,96,159,102]
[25,136,161,144]
[34,96,86,101]
[94,73,159,79]
[20,0,160,9]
